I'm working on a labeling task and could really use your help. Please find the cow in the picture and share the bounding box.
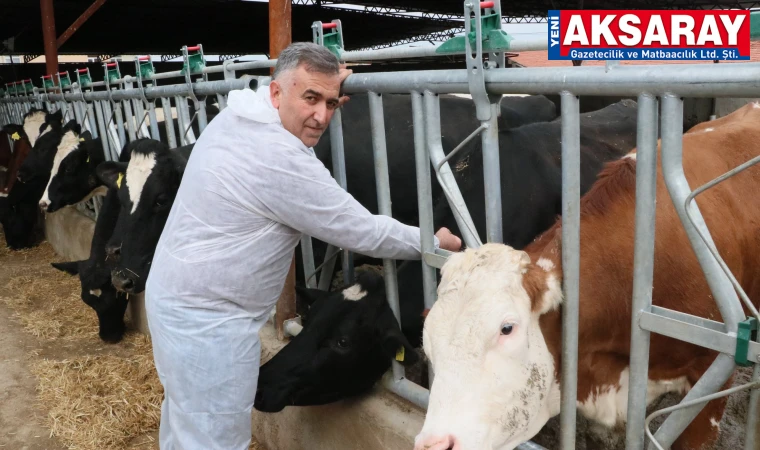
[96,139,192,294]
[254,269,420,413]
[1,108,64,194]
[38,132,107,212]
[305,93,558,279]
[248,100,643,413]
[413,102,760,450]
[0,118,80,249]
[48,141,137,343]
[94,92,557,294]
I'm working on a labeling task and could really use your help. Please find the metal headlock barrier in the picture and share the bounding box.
[2,2,760,449]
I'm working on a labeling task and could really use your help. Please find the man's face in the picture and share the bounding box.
[270,65,341,148]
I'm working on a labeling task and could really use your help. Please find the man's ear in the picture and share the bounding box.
[381,326,419,367]
[96,161,128,190]
[268,82,281,110]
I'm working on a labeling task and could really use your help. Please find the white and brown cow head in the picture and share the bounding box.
[415,243,563,450]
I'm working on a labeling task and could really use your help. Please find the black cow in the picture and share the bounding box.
[97,139,192,294]
[303,93,557,283]
[256,100,641,410]
[254,269,419,413]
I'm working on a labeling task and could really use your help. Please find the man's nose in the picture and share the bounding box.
[312,103,329,124]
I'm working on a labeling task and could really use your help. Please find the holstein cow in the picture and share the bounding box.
[414,103,760,450]
[97,139,193,294]
[254,269,420,413]
[0,117,79,249]
[49,141,137,343]
[1,108,64,194]
[250,101,642,412]
[39,133,107,212]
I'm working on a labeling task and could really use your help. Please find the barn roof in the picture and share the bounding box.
[3,0,760,58]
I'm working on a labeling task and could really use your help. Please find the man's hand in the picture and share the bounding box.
[337,64,353,108]
[435,227,462,252]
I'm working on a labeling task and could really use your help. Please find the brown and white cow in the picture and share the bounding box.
[415,102,760,450]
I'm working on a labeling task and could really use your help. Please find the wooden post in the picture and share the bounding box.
[40,0,59,78]
[57,0,108,49]
[270,0,296,341]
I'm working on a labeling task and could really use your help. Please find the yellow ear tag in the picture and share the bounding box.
[116,172,123,189]
[395,346,405,362]
[11,132,20,141]
[86,156,90,163]
[79,137,85,142]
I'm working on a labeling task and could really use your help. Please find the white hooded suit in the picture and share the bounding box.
[145,85,439,449]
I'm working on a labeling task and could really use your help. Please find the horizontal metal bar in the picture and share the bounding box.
[338,64,760,97]
[639,307,758,363]
[2,77,257,104]
[382,372,430,409]
[339,36,547,62]
[204,59,276,73]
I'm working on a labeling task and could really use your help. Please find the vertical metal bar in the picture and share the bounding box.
[123,98,137,142]
[86,99,98,138]
[412,90,438,385]
[197,98,208,133]
[177,96,197,144]
[113,102,126,146]
[368,91,404,382]
[317,244,340,291]
[327,107,354,286]
[299,236,317,289]
[559,91,580,450]
[94,100,111,160]
[625,92,659,450]
[660,94,744,332]
[423,90,482,249]
[161,97,177,148]
[217,94,227,111]
[147,100,160,141]
[651,93,743,449]
[174,96,187,146]
[745,363,760,450]
[481,101,502,243]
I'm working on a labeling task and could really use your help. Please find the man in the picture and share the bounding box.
[145,41,462,450]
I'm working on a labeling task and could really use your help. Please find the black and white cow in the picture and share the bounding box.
[2,108,63,151]
[96,139,192,294]
[49,141,137,343]
[254,269,419,413]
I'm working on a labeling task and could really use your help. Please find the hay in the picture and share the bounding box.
[29,334,163,450]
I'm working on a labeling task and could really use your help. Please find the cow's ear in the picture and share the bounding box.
[295,285,331,307]
[48,109,63,125]
[170,151,187,178]
[96,161,128,190]
[381,326,419,367]
[63,119,81,135]
[80,130,93,141]
[51,261,82,275]
[523,262,564,316]
[3,124,25,141]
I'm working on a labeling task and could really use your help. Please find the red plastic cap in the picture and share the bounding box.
[42,75,52,79]
[58,71,68,76]
[106,63,118,67]
[187,45,201,51]
[480,1,495,8]
[138,56,151,61]
[77,68,88,73]
[24,79,32,83]
[322,22,338,29]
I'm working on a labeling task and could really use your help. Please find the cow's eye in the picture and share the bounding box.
[501,324,514,336]
[336,337,350,348]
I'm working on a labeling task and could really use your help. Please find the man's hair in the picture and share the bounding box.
[272,42,340,80]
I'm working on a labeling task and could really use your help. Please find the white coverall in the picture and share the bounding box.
[145,85,440,450]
